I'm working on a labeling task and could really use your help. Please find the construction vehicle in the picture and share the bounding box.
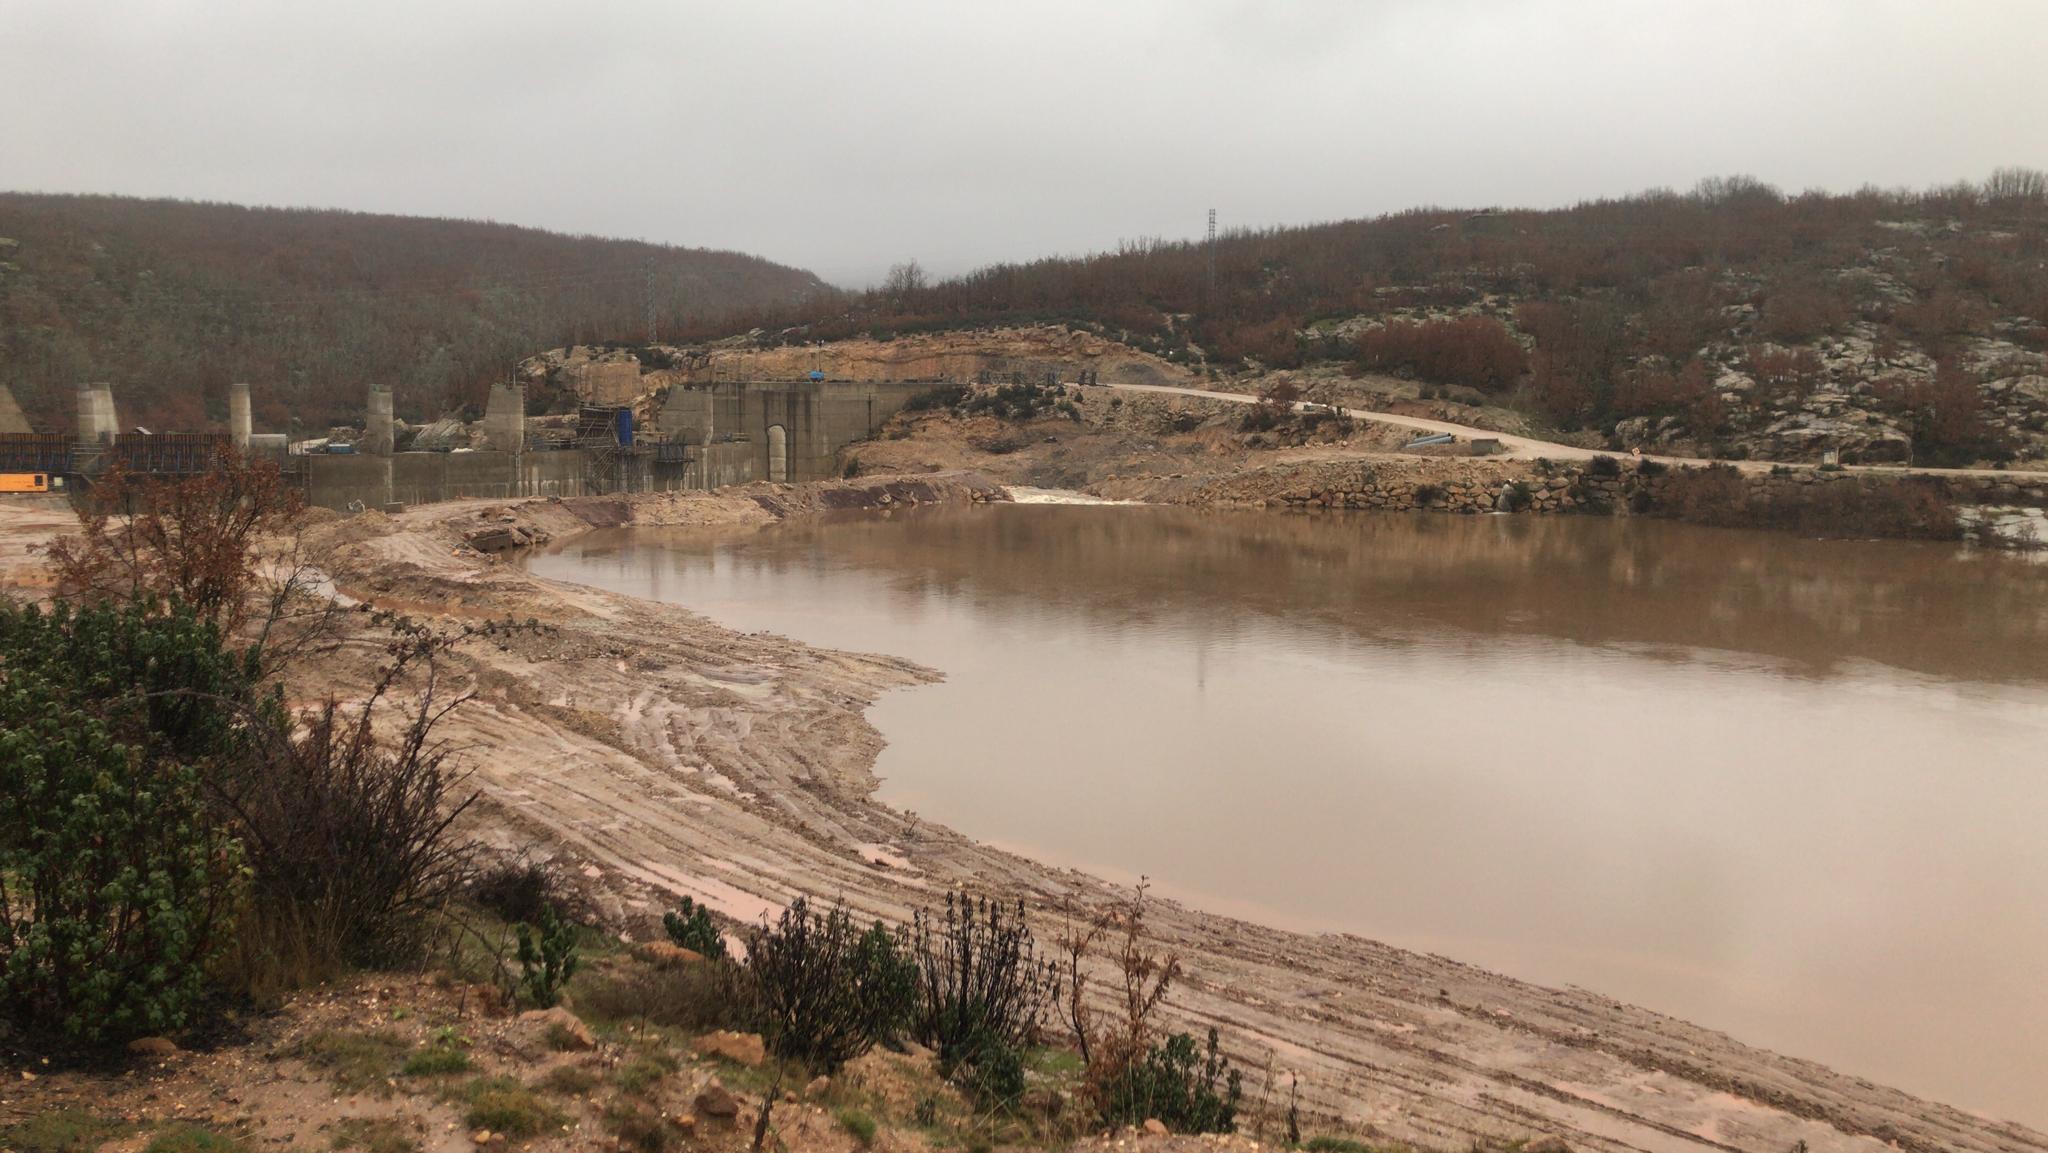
[0,472,57,493]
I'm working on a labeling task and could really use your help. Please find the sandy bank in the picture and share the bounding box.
[4,476,2040,1153]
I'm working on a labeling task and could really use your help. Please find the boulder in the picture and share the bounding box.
[127,1037,179,1059]
[695,1029,767,1067]
[518,1005,594,1051]
[1142,1118,1169,1136]
[695,1083,741,1120]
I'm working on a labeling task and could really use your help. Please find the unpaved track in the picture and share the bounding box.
[7,480,2042,1153]
[1100,382,2048,481]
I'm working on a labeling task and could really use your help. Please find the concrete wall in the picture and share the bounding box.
[302,382,914,511]
[302,443,763,511]
[657,380,927,483]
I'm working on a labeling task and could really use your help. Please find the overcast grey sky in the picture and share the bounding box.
[4,0,2044,286]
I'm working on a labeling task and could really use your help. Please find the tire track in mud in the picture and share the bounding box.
[313,490,2045,1153]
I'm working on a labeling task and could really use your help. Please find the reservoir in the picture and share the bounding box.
[526,504,2048,1127]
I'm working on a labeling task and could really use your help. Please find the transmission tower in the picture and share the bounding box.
[1206,208,1217,293]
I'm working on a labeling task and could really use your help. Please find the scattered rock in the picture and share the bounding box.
[805,1074,831,1098]
[695,1029,767,1067]
[517,1005,594,1050]
[127,1037,178,1059]
[671,1114,698,1135]
[695,1083,741,1120]
[1143,1118,1169,1136]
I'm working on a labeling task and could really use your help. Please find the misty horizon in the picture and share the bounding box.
[5,1,2044,288]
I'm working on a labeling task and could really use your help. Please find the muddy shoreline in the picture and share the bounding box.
[3,480,2040,1153]
[290,476,2044,1153]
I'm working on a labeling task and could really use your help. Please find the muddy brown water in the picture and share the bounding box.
[527,505,2048,1127]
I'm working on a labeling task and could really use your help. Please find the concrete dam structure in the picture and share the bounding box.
[300,379,930,511]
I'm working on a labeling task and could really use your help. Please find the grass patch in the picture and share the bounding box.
[1024,1047,1084,1079]
[401,1044,472,1077]
[456,1076,566,1138]
[572,960,741,1032]
[295,1029,410,1094]
[330,1117,418,1153]
[837,1109,879,1146]
[613,1048,680,1096]
[538,1063,603,1096]
[145,1126,250,1153]
[0,1109,131,1153]
[1304,1138,1376,1153]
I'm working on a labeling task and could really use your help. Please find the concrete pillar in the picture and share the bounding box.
[364,386,395,456]
[76,383,118,444]
[484,383,525,454]
[228,382,253,449]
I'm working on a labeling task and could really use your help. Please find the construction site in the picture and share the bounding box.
[0,376,931,511]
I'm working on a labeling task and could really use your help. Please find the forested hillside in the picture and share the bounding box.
[0,194,827,431]
[702,172,2048,466]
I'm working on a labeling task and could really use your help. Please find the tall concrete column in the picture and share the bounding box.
[228,382,253,449]
[76,383,118,443]
[484,383,525,454]
[364,385,395,456]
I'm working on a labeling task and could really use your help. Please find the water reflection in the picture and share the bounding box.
[529,506,2048,1127]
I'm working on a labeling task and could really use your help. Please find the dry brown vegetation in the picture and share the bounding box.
[0,193,826,431]
[698,171,2048,462]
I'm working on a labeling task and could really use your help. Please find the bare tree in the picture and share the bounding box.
[883,259,927,301]
[1983,166,2048,203]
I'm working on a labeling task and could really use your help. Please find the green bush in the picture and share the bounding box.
[901,384,969,413]
[1237,405,1284,433]
[1096,1028,1241,1134]
[0,601,247,1045]
[745,897,918,1072]
[961,382,1066,421]
[911,892,1060,1089]
[951,1035,1026,1111]
[516,904,580,1008]
[662,896,728,960]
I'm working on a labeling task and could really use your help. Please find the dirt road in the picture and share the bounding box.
[1098,382,2048,481]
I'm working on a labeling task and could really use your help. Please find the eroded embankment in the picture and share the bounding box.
[280,470,2048,1153]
